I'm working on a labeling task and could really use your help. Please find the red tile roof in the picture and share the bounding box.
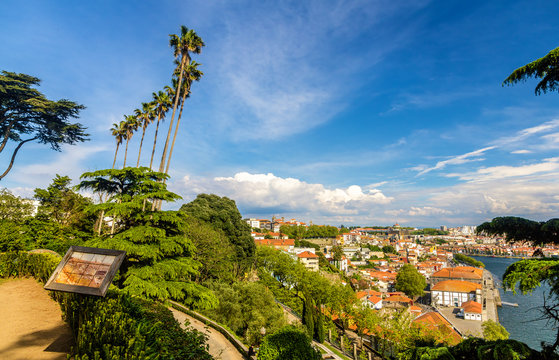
[431,280,481,293]
[297,251,318,258]
[432,266,483,280]
[461,300,482,314]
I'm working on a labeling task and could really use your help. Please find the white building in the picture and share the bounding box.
[431,280,482,307]
[461,300,482,321]
[297,251,319,272]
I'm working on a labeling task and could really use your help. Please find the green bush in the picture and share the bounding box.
[258,325,322,360]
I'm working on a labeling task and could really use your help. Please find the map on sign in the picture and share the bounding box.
[53,252,115,288]
[44,246,126,297]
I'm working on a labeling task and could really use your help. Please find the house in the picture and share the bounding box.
[431,280,482,307]
[383,294,413,308]
[413,311,462,345]
[408,305,422,318]
[254,238,295,252]
[461,300,482,321]
[431,266,483,285]
[297,251,319,272]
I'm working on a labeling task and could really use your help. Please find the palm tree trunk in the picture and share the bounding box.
[165,81,190,175]
[112,143,120,169]
[158,54,187,174]
[136,125,147,167]
[123,137,130,168]
[149,113,162,170]
[157,81,190,211]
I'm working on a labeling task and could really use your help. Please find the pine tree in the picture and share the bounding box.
[77,167,216,308]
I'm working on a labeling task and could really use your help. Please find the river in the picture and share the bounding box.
[470,256,556,350]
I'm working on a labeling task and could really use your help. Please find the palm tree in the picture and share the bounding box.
[165,61,203,175]
[110,121,126,169]
[149,91,171,170]
[122,115,138,168]
[135,102,154,167]
[158,26,205,174]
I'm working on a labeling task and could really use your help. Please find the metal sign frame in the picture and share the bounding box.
[44,246,126,297]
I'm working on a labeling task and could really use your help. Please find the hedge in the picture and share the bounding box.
[0,251,211,360]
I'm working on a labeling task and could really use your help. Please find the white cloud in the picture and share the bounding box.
[6,144,109,188]
[511,149,532,154]
[447,157,559,182]
[416,146,495,176]
[174,172,393,216]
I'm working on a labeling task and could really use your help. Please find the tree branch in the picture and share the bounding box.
[0,136,38,180]
[0,118,20,154]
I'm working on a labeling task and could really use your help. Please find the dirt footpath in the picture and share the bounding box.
[169,307,245,360]
[0,278,72,360]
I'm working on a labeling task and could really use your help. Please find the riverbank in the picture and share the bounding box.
[470,256,555,350]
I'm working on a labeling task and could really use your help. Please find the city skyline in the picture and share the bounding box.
[2,1,559,227]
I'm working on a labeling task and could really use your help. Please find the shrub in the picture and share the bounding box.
[258,325,321,360]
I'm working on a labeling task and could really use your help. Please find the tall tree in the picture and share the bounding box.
[180,194,255,276]
[0,71,87,180]
[158,26,204,175]
[110,121,126,169]
[134,102,154,167]
[77,167,216,308]
[395,264,427,298]
[122,115,138,168]
[165,61,203,176]
[0,188,33,221]
[503,46,559,95]
[149,92,171,170]
[34,174,93,229]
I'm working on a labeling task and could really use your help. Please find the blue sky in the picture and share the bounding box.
[2,0,559,227]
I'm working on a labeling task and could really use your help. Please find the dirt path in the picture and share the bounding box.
[169,308,245,360]
[0,278,72,360]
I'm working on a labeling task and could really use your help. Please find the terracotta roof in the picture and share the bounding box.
[431,280,481,293]
[254,239,295,246]
[409,305,422,313]
[384,295,412,303]
[297,251,318,258]
[413,311,462,345]
[367,295,382,304]
[461,300,482,314]
[356,290,382,299]
[432,266,483,280]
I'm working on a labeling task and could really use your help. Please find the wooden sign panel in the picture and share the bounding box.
[44,246,126,297]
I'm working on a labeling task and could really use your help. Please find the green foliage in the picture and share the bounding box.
[503,46,559,95]
[0,70,87,179]
[180,194,255,274]
[203,281,286,345]
[280,224,339,239]
[294,239,320,251]
[396,264,427,297]
[454,253,485,268]
[332,245,344,261]
[34,174,94,230]
[184,216,235,283]
[21,216,89,254]
[258,325,322,360]
[382,245,397,254]
[482,320,509,341]
[303,295,315,337]
[0,251,61,282]
[411,228,449,236]
[0,188,33,221]
[0,220,25,251]
[477,216,559,246]
[399,336,548,360]
[79,168,216,308]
